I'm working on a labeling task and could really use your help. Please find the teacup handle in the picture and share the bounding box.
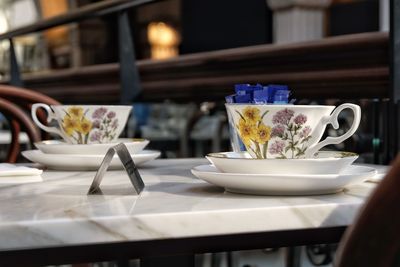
[31,103,66,139]
[305,103,361,158]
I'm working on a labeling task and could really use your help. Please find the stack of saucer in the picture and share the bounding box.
[22,138,160,171]
[191,151,377,196]
[191,99,379,195]
[27,103,160,170]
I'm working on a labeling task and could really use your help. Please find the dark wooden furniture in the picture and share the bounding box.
[0,98,40,163]
[335,155,400,267]
[4,32,389,104]
[0,0,392,104]
[0,85,60,162]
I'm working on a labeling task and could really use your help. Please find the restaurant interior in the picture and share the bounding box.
[0,0,398,266]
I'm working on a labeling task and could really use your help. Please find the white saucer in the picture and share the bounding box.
[191,164,377,196]
[0,176,43,184]
[206,151,358,175]
[34,138,149,155]
[22,149,160,171]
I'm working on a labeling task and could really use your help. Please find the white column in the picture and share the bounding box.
[267,0,332,44]
[380,0,389,32]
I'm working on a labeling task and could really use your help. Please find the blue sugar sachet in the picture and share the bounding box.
[248,84,263,92]
[253,89,269,104]
[229,83,291,104]
[264,86,276,103]
[265,84,289,103]
[234,84,251,95]
[235,84,263,96]
[225,95,235,103]
[273,89,291,104]
[270,84,288,90]
[234,93,252,103]
[248,84,263,98]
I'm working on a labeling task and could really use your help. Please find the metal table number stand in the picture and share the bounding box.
[88,143,145,195]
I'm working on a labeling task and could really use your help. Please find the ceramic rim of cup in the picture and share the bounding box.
[225,103,336,108]
[50,104,132,108]
[206,151,358,160]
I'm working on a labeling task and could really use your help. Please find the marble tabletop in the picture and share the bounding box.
[0,159,386,252]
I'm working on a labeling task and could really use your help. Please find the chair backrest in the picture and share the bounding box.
[0,85,61,163]
[335,155,400,267]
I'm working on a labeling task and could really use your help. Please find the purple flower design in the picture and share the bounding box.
[90,131,102,142]
[111,119,119,130]
[271,125,285,138]
[299,126,312,138]
[294,114,307,125]
[107,111,116,119]
[269,140,285,155]
[92,107,107,119]
[272,108,294,125]
[92,120,101,129]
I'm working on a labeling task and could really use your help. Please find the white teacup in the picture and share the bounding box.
[32,104,132,144]
[225,103,361,159]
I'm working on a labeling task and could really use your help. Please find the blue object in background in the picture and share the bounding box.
[133,103,150,127]
[0,113,6,129]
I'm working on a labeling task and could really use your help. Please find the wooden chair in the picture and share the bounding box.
[335,154,400,267]
[0,85,60,163]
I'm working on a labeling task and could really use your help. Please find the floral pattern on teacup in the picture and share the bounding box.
[269,108,312,159]
[61,106,119,144]
[62,107,92,144]
[235,107,313,159]
[235,106,271,159]
[90,107,119,143]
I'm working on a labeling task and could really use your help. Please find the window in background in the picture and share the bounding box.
[0,0,48,77]
[180,0,271,53]
[329,0,379,36]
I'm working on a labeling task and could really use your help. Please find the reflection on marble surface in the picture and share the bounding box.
[0,159,380,251]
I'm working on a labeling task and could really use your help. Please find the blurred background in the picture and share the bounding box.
[0,0,386,69]
[0,0,391,162]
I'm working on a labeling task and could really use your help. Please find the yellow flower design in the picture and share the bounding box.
[77,118,92,135]
[237,119,256,145]
[67,107,84,119]
[255,123,271,144]
[62,116,79,136]
[243,106,261,124]
[241,136,252,147]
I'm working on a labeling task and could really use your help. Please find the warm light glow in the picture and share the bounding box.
[40,0,69,47]
[147,22,180,59]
